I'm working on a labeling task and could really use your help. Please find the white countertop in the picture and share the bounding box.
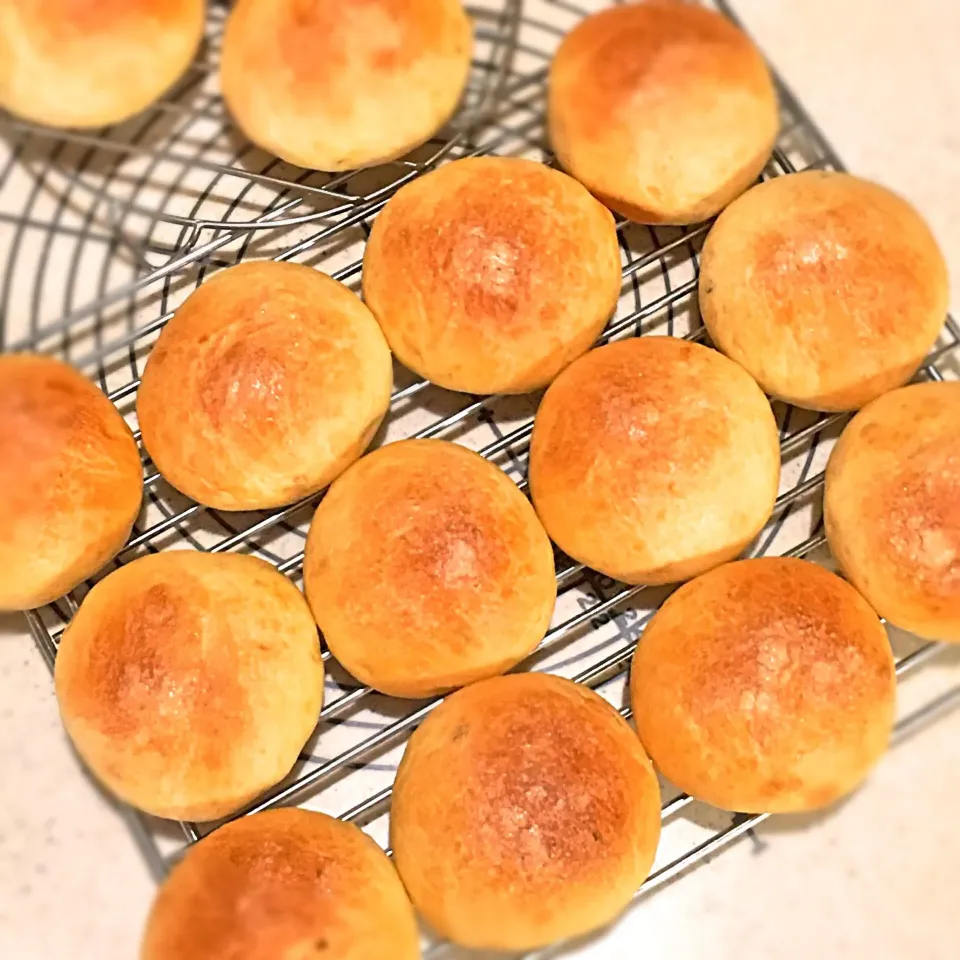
[2,1,960,957]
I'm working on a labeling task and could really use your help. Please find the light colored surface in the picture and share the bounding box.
[1,1,960,957]
[0,612,155,957]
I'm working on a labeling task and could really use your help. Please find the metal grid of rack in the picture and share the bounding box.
[3,0,960,955]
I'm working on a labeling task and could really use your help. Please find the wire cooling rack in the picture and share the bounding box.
[3,0,960,955]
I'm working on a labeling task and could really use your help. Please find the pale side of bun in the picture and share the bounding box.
[363,156,622,394]
[220,0,472,171]
[0,0,204,128]
[137,261,393,511]
[825,382,960,641]
[0,354,142,611]
[529,337,780,585]
[142,808,419,960]
[632,557,896,813]
[391,673,662,951]
[700,171,949,411]
[54,552,323,821]
[548,1,778,224]
[304,439,556,698]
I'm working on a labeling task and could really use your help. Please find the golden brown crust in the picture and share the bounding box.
[700,171,949,411]
[825,382,960,641]
[528,337,780,585]
[0,0,204,128]
[304,439,556,697]
[363,157,622,394]
[137,261,392,511]
[391,673,661,951]
[632,557,896,813]
[142,808,420,960]
[54,552,324,821]
[220,0,472,171]
[548,1,778,225]
[0,354,142,611]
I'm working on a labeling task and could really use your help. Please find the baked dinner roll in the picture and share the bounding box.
[700,171,949,411]
[548,1,778,224]
[0,354,142,612]
[138,261,392,511]
[632,557,896,813]
[825,382,960,642]
[391,673,661,950]
[304,439,556,698]
[0,0,204,128]
[220,0,472,171]
[363,157,622,394]
[142,808,420,960]
[529,337,780,585]
[54,551,323,821]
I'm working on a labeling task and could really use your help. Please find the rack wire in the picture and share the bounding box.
[3,0,960,955]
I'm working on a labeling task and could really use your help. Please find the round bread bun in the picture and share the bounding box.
[825,382,960,642]
[363,157,622,395]
[137,261,393,511]
[699,171,949,411]
[632,557,896,813]
[0,354,142,612]
[142,808,420,960]
[391,672,662,951]
[220,0,472,172]
[54,551,323,821]
[529,337,780,585]
[548,1,778,224]
[0,0,204,129]
[304,439,556,698]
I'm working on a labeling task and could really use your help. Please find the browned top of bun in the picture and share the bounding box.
[548,0,778,223]
[13,0,191,37]
[632,557,896,813]
[305,439,556,697]
[529,336,780,584]
[137,261,392,511]
[0,354,142,611]
[700,171,949,410]
[54,551,323,821]
[391,672,661,950]
[0,0,204,128]
[256,0,456,87]
[825,381,960,641]
[142,808,420,960]
[363,157,622,394]
[534,339,738,494]
[220,0,472,171]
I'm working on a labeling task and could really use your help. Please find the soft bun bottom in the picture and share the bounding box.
[594,148,771,226]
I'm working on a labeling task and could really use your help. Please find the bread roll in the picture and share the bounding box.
[142,808,420,960]
[304,439,556,697]
[137,261,392,511]
[632,557,896,813]
[391,673,661,950]
[0,354,142,612]
[548,1,778,224]
[363,157,622,395]
[54,551,323,821]
[825,382,960,642]
[220,0,472,172]
[700,171,949,411]
[529,337,780,585]
[0,0,204,128]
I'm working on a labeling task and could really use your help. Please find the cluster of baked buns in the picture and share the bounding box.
[1,2,956,957]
